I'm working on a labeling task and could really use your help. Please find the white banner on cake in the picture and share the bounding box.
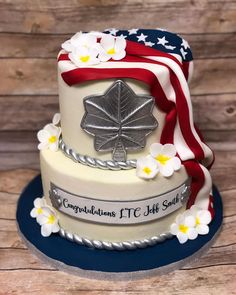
[49,180,190,225]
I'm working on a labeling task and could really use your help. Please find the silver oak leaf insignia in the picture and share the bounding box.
[81,80,158,162]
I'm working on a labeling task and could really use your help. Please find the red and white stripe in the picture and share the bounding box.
[58,40,214,214]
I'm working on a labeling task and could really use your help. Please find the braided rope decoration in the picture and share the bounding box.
[59,227,173,251]
[59,138,137,170]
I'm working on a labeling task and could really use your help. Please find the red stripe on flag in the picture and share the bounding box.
[184,160,205,208]
[61,67,173,113]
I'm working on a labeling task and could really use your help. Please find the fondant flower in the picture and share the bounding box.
[52,113,61,126]
[136,156,159,179]
[37,207,60,237]
[170,213,198,244]
[98,35,126,62]
[188,205,212,235]
[37,123,61,152]
[69,46,100,67]
[150,143,181,177]
[61,32,98,52]
[30,197,47,223]
[170,205,212,244]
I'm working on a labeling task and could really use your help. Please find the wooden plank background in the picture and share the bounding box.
[0,0,235,294]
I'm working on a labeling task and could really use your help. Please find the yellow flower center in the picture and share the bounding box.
[143,166,152,175]
[156,154,170,165]
[48,135,57,144]
[196,217,201,225]
[37,207,43,214]
[107,47,116,55]
[47,214,56,224]
[179,224,189,234]
[80,55,90,62]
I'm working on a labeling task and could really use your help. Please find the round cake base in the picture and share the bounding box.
[16,175,223,280]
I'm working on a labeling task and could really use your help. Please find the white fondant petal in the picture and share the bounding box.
[100,35,115,51]
[196,224,209,235]
[70,32,82,42]
[41,224,52,237]
[30,208,37,218]
[52,113,61,125]
[61,40,73,52]
[87,56,100,66]
[187,228,198,240]
[162,144,176,158]
[182,209,191,218]
[85,45,98,56]
[197,210,212,225]
[37,214,48,225]
[37,129,50,143]
[136,157,147,167]
[38,142,49,150]
[149,143,163,157]
[33,198,42,208]
[177,232,188,244]
[114,37,126,50]
[170,223,178,235]
[93,42,103,53]
[52,223,60,233]
[185,215,196,227]
[176,214,185,225]
[41,206,52,217]
[159,162,174,177]
[44,124,59,136]
[112,50,126,60]
[84,34,97,47]
[98,50,111,62]
[49,142,59,152]
[189,205,198,216]
[169,157,182,171]
[78,45,89,56]
[68,51,78,66]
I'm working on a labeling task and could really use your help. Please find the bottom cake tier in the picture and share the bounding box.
[40,149,191,243]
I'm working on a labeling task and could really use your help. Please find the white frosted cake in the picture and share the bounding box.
[31,29,214,250]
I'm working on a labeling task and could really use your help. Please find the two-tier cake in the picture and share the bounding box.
[30,28,215,250]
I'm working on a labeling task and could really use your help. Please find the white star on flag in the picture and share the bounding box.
[180,47,188,59]
[137,33,148,42]
[128,28,139,35]
[105,28,118,35]
[145,41,155,47]
[165,45,176,50]
[181,39,190,50]
[119,34,127,39]
[157,36,169,46]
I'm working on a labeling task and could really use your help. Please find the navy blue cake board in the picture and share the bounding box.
[16,175,223,280]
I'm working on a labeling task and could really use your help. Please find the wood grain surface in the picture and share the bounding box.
[0,0,235,294]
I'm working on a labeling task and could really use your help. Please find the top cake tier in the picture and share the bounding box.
[57,29,195,162]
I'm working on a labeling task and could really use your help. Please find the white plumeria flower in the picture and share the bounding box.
[37,123,61,152]
[98,35,126,62]
[170,212,198,244]
[52,113,61,125]
[30,197,47,223]
[61,32,98,52]
[136,155,159,179]
[37,207,60,237]
[188,205,212,235]
[69,45,100,67]
[150,143,181,177]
